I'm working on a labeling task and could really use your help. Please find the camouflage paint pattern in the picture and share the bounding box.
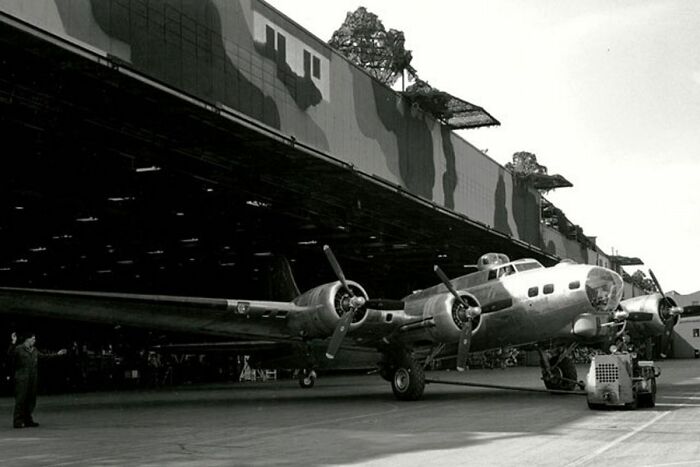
[0,0,593,256]
[542,226,592,264]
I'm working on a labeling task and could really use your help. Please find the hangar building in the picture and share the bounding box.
[0,0,607,303]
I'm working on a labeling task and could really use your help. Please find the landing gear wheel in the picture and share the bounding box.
[543,356,577,391]
[391,358,425,401]
[298,369,316,389]
[637,378,657,408]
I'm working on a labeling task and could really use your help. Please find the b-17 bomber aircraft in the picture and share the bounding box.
[1,246,698,400]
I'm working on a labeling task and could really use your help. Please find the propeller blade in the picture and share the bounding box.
[363,299,405,310]
[434,265,470,309]
[325,310,355,359]
[683,305,700,317]
[648,269,671,306]
[456,320,473,371]
[659,316,676,358]
[323,245,352,295]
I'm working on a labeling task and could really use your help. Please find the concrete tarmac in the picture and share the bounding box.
[1,360,699,466]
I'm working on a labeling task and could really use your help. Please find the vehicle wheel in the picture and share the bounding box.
[637,378,656,408]
[543,356,578,391]
[625,393,638,410]
[298,370,316,389]
[391,359,425,401]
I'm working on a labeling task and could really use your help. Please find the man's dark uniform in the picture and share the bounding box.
[9,343,41,428]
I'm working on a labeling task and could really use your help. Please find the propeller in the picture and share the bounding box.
[434,265,481,371]
[649,269,683,358]
[649,270,700,318]
[323,246,404,359]
[683,305,700,317]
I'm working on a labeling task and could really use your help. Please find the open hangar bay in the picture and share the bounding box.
[0,11,554,305]
[0,7,555,352]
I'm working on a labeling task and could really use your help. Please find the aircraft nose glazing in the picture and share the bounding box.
[585,267,623,312]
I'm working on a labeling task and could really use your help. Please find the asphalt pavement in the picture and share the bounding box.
[1,360,699,466]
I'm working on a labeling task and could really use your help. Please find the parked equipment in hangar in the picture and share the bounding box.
[585,351,659,409]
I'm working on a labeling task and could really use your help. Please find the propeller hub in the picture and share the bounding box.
[614,310,629,321]
[349,296,366,309]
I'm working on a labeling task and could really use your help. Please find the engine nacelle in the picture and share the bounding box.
[288,281,369,338]
[620,293,679,337]
[404,291,481,344]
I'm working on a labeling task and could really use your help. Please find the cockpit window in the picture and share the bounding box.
[514,261,543,272]
[497,265,516,278]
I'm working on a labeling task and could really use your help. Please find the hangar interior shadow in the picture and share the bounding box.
[0,18,555,303]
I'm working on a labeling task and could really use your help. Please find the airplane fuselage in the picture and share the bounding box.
[377,260,624,353]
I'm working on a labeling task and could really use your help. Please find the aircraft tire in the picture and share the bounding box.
[298,370,316,389]
[391,359,425,401]
[543,356,577,391]
[637,378,656,408]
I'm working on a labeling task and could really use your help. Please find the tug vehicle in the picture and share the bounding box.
[585,348,659,409]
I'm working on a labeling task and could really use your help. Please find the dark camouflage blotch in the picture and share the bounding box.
[440,126,457,209]
[493,173,512,236]
[370,81,435,199]
[70,0,282,129]
[511,177,540,245]
[254,31,322,110]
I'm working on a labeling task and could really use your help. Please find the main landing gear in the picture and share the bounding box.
[380,351,426,401]
[537,345,582,391]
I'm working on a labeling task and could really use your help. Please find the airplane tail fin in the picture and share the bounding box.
[263,256,301,301]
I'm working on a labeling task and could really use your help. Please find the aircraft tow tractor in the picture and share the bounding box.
[585,349,659,410]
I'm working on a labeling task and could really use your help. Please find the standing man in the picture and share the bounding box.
[8,331,66,428]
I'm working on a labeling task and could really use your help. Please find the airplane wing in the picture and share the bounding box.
[0,286,309,342]
[151,341,284,353]
[0,279,408,347]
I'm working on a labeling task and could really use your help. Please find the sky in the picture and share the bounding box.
[265,0,700,294]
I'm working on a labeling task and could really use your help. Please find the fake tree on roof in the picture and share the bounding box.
[507,151,572,195]
[623,270,656,293]
[402,79,451,119]
[328,7,416,86]
[505,151,548,176]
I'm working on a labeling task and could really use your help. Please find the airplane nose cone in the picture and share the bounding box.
[585,267,623,312]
